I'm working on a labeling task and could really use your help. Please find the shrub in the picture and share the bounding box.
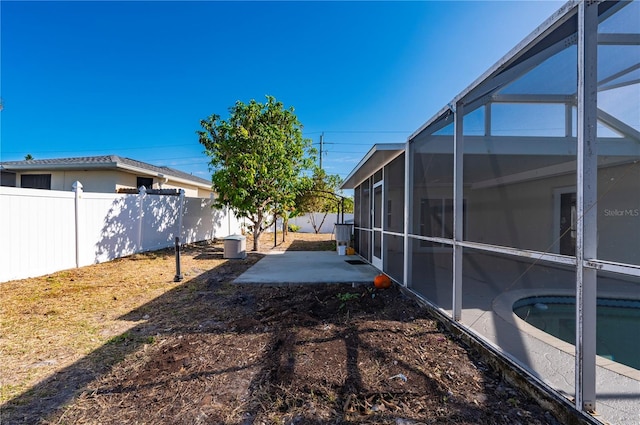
[288,224,301,232]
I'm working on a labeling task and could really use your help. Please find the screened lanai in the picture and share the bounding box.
[341,2,639,424]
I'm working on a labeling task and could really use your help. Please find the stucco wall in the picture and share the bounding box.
[14,170,211,198]
[160,180,204,198]
[465,174,575,252]
[464,163,639,265]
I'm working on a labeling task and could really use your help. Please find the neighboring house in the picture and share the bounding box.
[0,155,213,198]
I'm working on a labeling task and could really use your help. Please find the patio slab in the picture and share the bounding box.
[233,251,380,285]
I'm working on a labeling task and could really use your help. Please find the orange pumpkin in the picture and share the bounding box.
[374,274,392,289]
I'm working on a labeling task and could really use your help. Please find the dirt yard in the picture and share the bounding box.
[1,232,562,424]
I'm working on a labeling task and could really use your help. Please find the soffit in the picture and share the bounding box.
[340,144,405,189]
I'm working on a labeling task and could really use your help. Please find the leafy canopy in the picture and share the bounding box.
[294,168,353,233]
[295,168,344,214]
[198,96,315,249]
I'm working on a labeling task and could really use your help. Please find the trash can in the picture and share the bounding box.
[334,224,353,255]
[223,235,247,259]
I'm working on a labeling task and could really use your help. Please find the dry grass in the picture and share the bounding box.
[0,245,227,402]
[1,232,563,425]
[0,232,334,404]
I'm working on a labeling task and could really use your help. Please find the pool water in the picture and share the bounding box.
[513,296,640,371]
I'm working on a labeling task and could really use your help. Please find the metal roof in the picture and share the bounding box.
[0,155,212,188]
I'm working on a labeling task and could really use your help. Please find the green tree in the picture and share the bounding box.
[24,154,33,160]
[343,196,354,214]
[198,96,315,251]
[295,168,349,233]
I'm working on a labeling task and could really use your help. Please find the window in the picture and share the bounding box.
[1,171,16,187]
[136,177,153,190]
[21,174,51,189]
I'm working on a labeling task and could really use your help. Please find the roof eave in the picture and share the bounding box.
[0,161,119,172]
[113,162,212,190]
[340,143,405,190]
[1,161,212,190]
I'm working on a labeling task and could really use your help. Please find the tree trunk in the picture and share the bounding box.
[253,231,260,252]
[252,213,263,252]
[309,213,319,234]
[317,212,329,233]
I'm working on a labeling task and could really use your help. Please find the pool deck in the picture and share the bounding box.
[452,280,639,425]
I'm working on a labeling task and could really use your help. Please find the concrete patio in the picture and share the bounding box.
[234,251,380,285]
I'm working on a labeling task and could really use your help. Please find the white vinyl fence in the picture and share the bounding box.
[288,212,354,234]
[0,184,241,282]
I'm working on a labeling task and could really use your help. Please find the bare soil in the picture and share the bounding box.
[1,233,561,424]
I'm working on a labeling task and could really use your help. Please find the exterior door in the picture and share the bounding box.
[372,181,383,269]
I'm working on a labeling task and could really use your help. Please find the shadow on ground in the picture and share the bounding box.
[0,252,263,424]
[2,244,562,425]
[285,238,336,252]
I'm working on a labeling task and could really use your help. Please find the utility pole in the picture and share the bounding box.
[319,132,324,169]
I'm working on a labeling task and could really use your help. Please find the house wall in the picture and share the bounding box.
[465,163,639,265]
[197,187,213,199]
[160,180,205,198]
[14,170,121,192]
[465,173,575,252]
[112,173,209,198]
[0,186,241,282]
[596,162,640,265]
[61,170,121,192]
[12,170,211,198]
[355,160,639,280]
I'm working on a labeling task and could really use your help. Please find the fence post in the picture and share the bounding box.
[174,236,183,282]
[138,186,147,252]
[72,181,83,268]
[209,192,216,239]
[177,189,185,242]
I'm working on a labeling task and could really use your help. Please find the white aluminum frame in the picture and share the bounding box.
[575,1,598,411]
[371,179,384,269]
[346,0,638,417]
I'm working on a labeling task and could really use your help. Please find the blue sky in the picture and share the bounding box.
[1,0,564,184]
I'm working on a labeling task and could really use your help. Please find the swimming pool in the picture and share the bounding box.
[513,296,640,371]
